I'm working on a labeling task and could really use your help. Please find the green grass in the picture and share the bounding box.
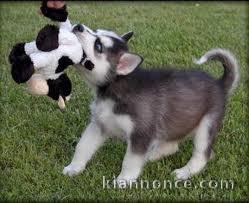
[0,1,248,201]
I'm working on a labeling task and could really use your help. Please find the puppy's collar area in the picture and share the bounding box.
[80,52,94,71]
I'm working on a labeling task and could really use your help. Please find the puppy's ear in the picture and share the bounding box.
[116,52,143,75]
[121,31,133,42]
[36,25,59,52]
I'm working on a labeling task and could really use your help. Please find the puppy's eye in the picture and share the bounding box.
[94,38,103,53]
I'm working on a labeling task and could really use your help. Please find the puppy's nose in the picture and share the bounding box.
[73,24,84,33]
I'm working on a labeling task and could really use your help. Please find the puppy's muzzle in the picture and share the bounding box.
[73,24,84,33]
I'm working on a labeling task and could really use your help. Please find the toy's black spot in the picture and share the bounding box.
[9,43,25,64]
[40,0,68,22]
[85,60,94,71]
[55,56,73,73]
[47,73,72,101]
[11,54,34,84]
[36,25,59,52]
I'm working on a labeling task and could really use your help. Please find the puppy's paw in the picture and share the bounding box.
[172,166,191,180]
[63,163,85,177]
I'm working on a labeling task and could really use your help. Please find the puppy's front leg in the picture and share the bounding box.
[116,143,146,186]
[63,121,106,176]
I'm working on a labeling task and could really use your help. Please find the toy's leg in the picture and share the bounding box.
[65,95,71,102]
[26,74,49,95]
[59,73,72,101]
[46,78,64,109]
[47,74,72,110]
[58,96,66,110]
[58,74,72,109]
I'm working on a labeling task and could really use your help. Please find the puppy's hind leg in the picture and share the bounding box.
[173,112,222,180]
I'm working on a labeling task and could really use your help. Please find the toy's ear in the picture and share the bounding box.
[116,52,143,75]
[9,42,34,83]
[11,55,34,84]
[8,43,25,64]
[36,25,59,52]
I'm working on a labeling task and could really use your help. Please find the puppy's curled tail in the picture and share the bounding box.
[194,48,240,95]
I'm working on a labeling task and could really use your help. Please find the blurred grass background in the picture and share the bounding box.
[0,1,248,201]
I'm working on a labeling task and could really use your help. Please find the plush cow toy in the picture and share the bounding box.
[9,1,83,109]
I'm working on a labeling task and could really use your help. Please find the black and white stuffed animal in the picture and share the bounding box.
[9,1,83,109]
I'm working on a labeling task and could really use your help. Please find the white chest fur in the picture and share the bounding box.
[90,99,134,139]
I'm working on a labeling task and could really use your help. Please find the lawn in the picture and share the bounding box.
[0,1,248,201]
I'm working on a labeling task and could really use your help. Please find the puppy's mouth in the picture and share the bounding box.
[72,24,94,71]
[79,52,94,71]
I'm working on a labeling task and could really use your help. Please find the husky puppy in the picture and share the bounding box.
[63,24,239,184]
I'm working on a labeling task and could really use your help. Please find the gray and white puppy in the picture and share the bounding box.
[63,24,239,184]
